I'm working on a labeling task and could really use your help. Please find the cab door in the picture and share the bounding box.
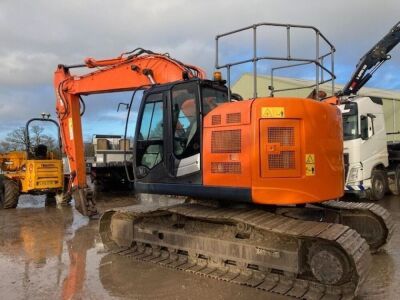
[134,91,169,183]
[167,82,202,183]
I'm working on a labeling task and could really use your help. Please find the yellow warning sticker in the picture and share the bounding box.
[305,154,315,176]
[306,164,315,176]
[68,118,74,140]
[305,154,315,164]
[261,107,285,118]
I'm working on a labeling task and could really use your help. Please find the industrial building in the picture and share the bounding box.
[233,73,400,141]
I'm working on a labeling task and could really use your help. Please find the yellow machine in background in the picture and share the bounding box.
[0,116,69,209]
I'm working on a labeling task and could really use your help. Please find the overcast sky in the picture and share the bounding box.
[0,0,399,141]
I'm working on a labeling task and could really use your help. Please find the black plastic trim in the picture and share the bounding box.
[135,182,251,202]
[369,96,383,105]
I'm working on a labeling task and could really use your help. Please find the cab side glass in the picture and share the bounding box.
[360,115,369,140]
[171,83,199,159]
[136,94,164,173]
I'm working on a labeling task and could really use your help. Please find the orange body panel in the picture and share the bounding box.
[203,97,344,205]
[203,100,253,188]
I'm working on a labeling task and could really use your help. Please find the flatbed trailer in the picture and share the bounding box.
[88,135,134,192]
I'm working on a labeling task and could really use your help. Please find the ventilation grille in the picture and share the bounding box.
[268,151,295,169]
[226,113,241,124]
[268,127,294,146]
[211,130,241,153]
[211,162,241,174]
[212,115,221,125]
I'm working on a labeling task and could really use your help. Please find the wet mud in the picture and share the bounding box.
[0,193,398,299]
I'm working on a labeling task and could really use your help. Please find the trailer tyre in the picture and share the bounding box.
[370,170,388,201]
[1,178,20,209]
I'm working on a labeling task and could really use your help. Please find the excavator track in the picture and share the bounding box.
[100,203,372,299]
[276,200,394,253]
[316,200,394,252]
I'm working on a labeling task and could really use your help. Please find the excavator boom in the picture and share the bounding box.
[55,49,205,216]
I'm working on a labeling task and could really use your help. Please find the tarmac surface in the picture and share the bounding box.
[0,193,399,300]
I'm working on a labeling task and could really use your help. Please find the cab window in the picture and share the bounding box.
[137,93,164,170]
[201,87,229,116]
[171,83,199,159]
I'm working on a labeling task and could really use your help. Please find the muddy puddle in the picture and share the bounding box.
[0,193,398,299]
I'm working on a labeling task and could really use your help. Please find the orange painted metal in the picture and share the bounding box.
[203,97,344,204]
[54,50,343,206]
[54,53,205,189]
[203,100,253,188]
[322,96,340,105]
[259,119,301,178]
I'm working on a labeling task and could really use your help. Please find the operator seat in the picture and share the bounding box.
[34,144,48,159]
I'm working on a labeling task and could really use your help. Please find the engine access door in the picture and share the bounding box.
[260,119,301,178]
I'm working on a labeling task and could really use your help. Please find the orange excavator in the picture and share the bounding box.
[54,23,393,298]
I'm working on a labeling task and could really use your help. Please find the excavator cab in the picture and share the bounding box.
[133,79,229,189]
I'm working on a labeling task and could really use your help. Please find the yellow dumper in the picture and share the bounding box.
[0,116,69,208]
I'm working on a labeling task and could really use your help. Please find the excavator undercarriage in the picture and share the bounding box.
[99,199,392,299]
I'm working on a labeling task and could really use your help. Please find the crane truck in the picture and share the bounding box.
[338,21,400,200]
[54,23,393,299]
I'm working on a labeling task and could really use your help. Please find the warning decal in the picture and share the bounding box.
[305,153,315,176]
[261,107,285,118]
[68,118,74,140]
[306,164,315,176]
[305,154,315,164]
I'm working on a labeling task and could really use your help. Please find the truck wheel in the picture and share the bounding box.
[1,179,20,209]
[370,170,388,201]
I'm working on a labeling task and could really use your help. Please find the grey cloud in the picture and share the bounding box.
[1,0,399,84]
[0,0,399,138]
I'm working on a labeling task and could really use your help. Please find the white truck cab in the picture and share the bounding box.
[340,96,399,199]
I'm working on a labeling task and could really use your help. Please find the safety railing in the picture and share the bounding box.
[215,23,336,100]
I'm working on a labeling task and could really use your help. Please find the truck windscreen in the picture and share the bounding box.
[342,102,359,141]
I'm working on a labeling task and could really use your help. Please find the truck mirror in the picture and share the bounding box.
[360,115,369,140]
